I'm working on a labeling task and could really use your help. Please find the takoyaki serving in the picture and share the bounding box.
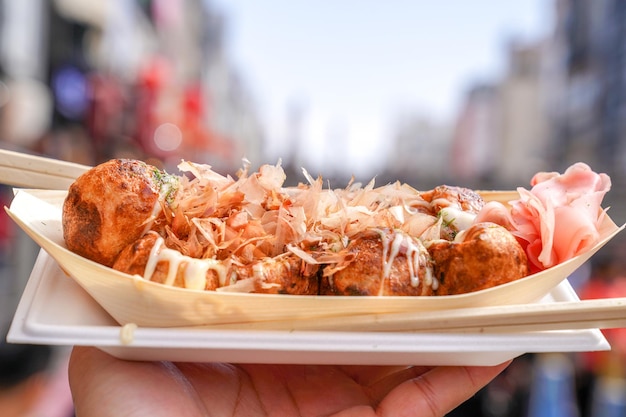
[62,158,611,296]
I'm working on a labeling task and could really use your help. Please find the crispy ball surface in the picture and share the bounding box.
[429,222,529,295]
[420,185,485,213]
[63,159,163,267]
[235,256,320,295]
[113,232,320,294]
[63,160,529,297]
[321,230,436,296]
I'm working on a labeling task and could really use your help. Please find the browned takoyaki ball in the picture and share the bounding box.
[420,185,485,214]
[63,159,173,267]
[112,232,224,290]
[234,255,320,295]
[321,230,437,296]
[113,231,320,294]
[429,222,529,295]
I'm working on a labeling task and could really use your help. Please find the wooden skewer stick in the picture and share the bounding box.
[0,148,89,189]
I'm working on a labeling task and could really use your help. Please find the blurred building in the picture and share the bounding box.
[0,0,264,173]
[445,37,555,189]
[495,39,554,186]
[550,0,626,172]
[449,83,500,188]
[391,0,626,207]
[391,35,553,190]
[387,34,555,190]
[549,0,626,220]
[383,113,453,188]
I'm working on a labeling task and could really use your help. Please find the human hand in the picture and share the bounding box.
[68,346,509,417]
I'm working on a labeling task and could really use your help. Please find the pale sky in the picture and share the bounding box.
[210,1,552,176]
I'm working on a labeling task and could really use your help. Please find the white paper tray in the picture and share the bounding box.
[6,250,610,366]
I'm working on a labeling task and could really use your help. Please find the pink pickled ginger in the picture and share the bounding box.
[476,163,612,272]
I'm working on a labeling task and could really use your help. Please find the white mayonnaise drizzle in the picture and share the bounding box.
[439,207,477,231]
[379,230,436,292]
[144,236,228,290]
[140,200,163,236]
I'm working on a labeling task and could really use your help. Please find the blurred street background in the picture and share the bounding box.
[2,0,626,416]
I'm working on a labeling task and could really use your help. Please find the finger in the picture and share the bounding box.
[336,365,422,386]
[361,366,435,404]
[177,363,288,416]
[376,361,511,417]
[69,346,206,417]
[256,364,371,416]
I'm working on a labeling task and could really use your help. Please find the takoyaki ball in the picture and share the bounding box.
[421,185,485,214]
[63,159,174,267]
[321,230,437,296]
[113,232,319,294]
[113,232,222,290]
[429,222,529,295]
[420,185,486,240]
[234,255,320,295]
